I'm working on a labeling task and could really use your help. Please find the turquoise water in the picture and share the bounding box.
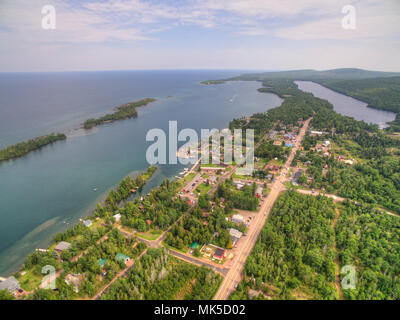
[0,70,283,275]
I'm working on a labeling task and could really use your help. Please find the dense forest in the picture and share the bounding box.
[0,133,66,161]
[101,248,221,300]
[336,201,400,300]
[83,98,156,129]
[231,191,337,300]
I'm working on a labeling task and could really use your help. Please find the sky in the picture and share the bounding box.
[0,0,399,72]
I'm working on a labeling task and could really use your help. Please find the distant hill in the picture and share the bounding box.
[228,68,400,82]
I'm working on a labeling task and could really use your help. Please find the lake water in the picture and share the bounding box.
[0,70,283,276]
[295,81,396,127]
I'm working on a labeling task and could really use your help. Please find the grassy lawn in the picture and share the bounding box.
[232,172,253,180]
[137,229,163,241]
[194,183,212,195]
[178,173,196,187]
[17,269,44,291]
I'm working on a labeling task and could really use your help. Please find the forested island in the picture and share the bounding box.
[0,133,66,162]
[83,98,156,129]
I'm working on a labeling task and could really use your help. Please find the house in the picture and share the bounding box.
[113,213,121,222]
[323,140,331,147]
[310,130,324,136]
[98,258,107,267]
[273,140,282,146]
[116,253,130,265]
[65,273,82,293]
[208,176,217,185]
[83,219,92,227]
[345,159,354,165]
[189,242,200,250]
[229,228,243,246]
[0,276,20,293]
[292,169,302,184]
[213,248,227,261]
[255,186,263,198]
[231,214,244,224]
[54,241,71,253]
[229,228,243,239]
[234,182,244,190]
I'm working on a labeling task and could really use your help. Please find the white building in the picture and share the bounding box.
[231,214,244,224]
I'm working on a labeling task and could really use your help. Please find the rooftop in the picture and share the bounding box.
[54,241,71,252]
[0,276,20,292]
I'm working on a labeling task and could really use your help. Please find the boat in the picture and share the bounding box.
[93,188,98,192]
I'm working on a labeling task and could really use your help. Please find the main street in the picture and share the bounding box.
[213,118,311,300]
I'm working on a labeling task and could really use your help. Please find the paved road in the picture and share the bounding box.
[213,118,312,300]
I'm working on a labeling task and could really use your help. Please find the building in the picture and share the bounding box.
[116,253,130,264]
[213,248,227,261]
[255,186,263,198]
[292,169,303,184]
[323,140,331,147]
[54,241,71,253]
[65,274,82,293]
[229,228,243,239]
[285,142,293,147]
[83,219,92,227]
[0,276,20,293]
[200,166,226,174]
[113,213,121,222]
[98,258,107,267]
[234,182,244,190]
[229,228,243,246]
[231,214,244,224]
[273,140,282,146]
[208,176,217,185]
[190,242,200,250]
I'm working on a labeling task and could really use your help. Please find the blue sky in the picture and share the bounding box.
[0,0,399,72]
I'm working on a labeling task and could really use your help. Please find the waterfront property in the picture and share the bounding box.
[54,241,71,253]
[0,276,20,293]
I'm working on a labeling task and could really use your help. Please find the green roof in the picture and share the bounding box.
[98,258,107,267]
[116,253,130,262]
[189,242,200,249]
